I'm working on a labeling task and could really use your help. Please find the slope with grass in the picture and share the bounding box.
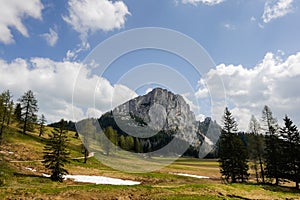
[0,124,299,199]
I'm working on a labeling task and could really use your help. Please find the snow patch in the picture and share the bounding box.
[64,175,140,185]
[25,167,37,172]
[42,173,140,185]
[172,173,209,179]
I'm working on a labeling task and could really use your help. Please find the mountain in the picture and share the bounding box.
[97,88,220,157]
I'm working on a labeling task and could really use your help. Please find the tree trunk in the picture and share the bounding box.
[23,103,29,134]
[275,177,279,185]
[259,156,265,183]
[84,148,88,163]
[254,163,259,183]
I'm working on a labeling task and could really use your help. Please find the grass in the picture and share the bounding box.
[0,124,299,199]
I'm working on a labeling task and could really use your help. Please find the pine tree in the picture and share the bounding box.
[120,135,126,150]
[43,119,69,182]
[14,103,22,122]
[0,90,13,139]
[218,107,249,183]
[38,114,47,137]
[262,105,280,185]
[248,115,265,183]
[134,137,143,153]
[18,90,38,134]
[102,126,118,156]
[280,115,300,189]
[125,136,134,151]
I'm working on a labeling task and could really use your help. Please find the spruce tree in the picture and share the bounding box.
[38,114,47,137]
[18,90,38,134]
[0,90,13,139]
[262,105,280,185]
[248,115,265,183]
[14,103,22,122]
[280,115,300,189]
[134,137,143,153]
[102,126,118,156]
[218,107,249,183]
[43,119,69,182]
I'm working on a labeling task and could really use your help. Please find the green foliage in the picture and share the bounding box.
[218,107,249,183]
[0,90,13,140]
[102,126,118,156]
[134,137,143,153]
[18,90,38,134]
[280,115,300,189]
[248,115,265,183]
[43,119,70,182]
[48,120,76,132]
[262,105,281,185]
[14,103,22,122]
[38,114,47,137]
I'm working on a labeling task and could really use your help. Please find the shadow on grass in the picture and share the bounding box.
[13,172,49,179]
[261,183,300,194]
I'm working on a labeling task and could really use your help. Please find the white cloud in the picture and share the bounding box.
[262,0,294,23]
[41,28,58,46]
[64,42,90,61]
[182,0,225,6]
[0,57,137,123]
[196,51,300,130]
[223,23,235,30]
[63,0,130,41]
[0,0,43,44]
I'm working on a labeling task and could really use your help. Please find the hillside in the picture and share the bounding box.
[96,88,220,158]
[0,123,299,199]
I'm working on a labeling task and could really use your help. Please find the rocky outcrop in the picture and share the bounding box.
[112,88,202,146]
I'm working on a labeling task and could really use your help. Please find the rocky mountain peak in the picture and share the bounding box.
[112,88,200,145]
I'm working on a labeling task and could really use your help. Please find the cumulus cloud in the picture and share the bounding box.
[196,52,300,130]
[63,0,130,41]
[0,57,137,123]
[0,0,43,44]
[262,0,294,23]
[182,0,225,6]
[41,28,58,46]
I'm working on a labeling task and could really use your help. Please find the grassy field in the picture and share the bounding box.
[0,125,299,199]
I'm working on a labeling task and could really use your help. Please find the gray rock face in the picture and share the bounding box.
[113,88,202,146]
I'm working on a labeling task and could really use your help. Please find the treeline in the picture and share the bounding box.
[218,106,300,189]
[0,89,47,139]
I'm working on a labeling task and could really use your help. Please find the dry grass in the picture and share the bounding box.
[1,124,299,199]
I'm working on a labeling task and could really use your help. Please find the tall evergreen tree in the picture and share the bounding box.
[14,103,22,122]
[248,115,265,183]
[134,137,143,153]
[43,119,69,182]
[218,107,249,183]
[280,115,300,189]
[38,114,47,137]
[0,90,13,139]
[18,90,38,134]
[102,126,118,156]
[262,105,280,185]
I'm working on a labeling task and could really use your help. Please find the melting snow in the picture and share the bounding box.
[25,167,37,172]
[42,174,140,185]
[172,173,209,179]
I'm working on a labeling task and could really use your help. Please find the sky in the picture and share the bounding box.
[0,0,300,131]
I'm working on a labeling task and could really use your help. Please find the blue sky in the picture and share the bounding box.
[0,0,300,130]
